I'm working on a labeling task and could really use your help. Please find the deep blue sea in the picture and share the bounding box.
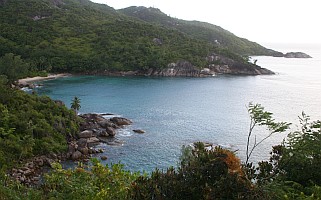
[36,44,321,172]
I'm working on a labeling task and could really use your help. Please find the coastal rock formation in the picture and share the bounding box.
[64,113,133,161]
[145,54,273,77]
[9,113,134,186]
[284,52,312,58]
[110,117,133,126]
[77,130,93,138]
[93,53,273,77]
[152,61,202,77]
[9,154,70,186]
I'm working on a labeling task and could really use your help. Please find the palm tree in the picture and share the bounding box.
[71,96,81,114]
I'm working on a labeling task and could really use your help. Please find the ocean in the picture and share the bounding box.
[36,44,321,172]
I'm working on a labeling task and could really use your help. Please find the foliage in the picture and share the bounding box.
[0,53,29,83]
[0,85,79,171]
[246,112,321,199]
[119,6,282,56]
[0,0,259,74]
[0,179,44,200]
[245,103,290,164]
[129,142,265,199]
[279,113,321,186]
[70,96,81,114]
[0,53,48,83]
[42,159,139,200]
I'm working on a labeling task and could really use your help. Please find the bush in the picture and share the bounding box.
[129,142,265,199]
[42,159,139,200]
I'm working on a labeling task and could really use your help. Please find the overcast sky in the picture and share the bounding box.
[91,0,321,46]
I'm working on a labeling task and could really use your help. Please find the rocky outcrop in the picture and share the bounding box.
[9,154,67,186]
[143,54,274,77]
[9,113,134,186]
[54,100,65,107]
[284,52,312,58]
[83,53,274,77]
[207,54,274,75]
[65,114,133,161]
[145,61,198,77]
[110,117,133,126]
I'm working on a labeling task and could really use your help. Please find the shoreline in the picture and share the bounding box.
[18,73,71,86]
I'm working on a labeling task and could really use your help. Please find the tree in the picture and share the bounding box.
[71,96,81,114]
[0,53,29,84]
[245,103,290,165]
[250,113,321,199]
[277,113,321,185]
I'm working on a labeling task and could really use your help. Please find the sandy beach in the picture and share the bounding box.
[18,73,70,86]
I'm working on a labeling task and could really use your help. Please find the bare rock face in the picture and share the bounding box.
[153,38,163,45]
[77,130,93,138]
[54,100,65,107]
[110,117,133,126]
[78,147,89,155]
[152,61,202,77]
[87,137,100,147]
[71,151,83,160]
[106,127,116,137]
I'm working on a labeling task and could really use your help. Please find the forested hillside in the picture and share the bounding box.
[0,0,275,75]
[119,6,283,56]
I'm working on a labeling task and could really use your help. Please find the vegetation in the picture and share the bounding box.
[0,0,208,73]
[0,89,320,199]
[0,0,274,76]
[245,103,291,164]
[0,84,79,171]
[119,6,283,56]
[70,96,81,114]
[129,143,261,199]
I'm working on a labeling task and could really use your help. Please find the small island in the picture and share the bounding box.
[284,52,312,58]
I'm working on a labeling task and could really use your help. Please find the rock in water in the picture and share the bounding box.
[133,129,145,134]
[110,117,132,126]
[100,156,108,160]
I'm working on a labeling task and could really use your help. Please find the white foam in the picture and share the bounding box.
[118,129,133,137]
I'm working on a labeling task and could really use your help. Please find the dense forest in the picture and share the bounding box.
[119,6,282,57]
[0,0,279,75]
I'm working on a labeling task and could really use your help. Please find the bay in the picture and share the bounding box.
[36,44,321,172]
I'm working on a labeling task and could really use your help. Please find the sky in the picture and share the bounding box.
[90,0,321,47]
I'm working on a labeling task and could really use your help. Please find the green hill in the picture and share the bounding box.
[0,0,275,75]
[119,6,282,57]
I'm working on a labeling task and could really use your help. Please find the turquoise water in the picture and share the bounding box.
[36,44,321,172]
